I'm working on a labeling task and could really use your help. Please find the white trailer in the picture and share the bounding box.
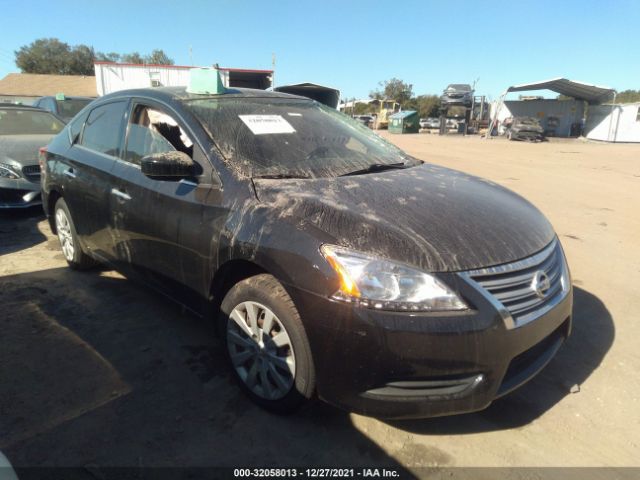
[94,62,273,96]
[585,103,640,143]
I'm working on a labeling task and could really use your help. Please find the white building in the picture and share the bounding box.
[585,103,640,143]
[94,62,273,96]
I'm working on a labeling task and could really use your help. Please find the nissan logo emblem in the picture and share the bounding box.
[531,270,551,298]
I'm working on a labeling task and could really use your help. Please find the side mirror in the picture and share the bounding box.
[141,151,195,179]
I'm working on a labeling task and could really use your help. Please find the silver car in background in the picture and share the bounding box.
[0,104,65,208]
[441,84,473,107]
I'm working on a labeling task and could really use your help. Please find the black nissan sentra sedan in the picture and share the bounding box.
[40,85,573,418]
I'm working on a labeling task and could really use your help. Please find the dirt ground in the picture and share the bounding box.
[1,133,639,476]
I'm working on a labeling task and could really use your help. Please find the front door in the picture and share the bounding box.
[110,100,218,308]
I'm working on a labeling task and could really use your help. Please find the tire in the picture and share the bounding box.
[220,274,316,414]
[54,198,96,270]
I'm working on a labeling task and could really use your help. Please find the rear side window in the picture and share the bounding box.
[57,98,92,119]
[68,109,90,144]
[81,101,127,156]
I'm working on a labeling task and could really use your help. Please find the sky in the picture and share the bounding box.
[0,0,638,101]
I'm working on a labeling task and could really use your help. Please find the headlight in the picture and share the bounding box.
[0,163,21,179]
[321,245,468,312]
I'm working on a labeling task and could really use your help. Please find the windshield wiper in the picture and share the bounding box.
[252,173,312,179]
[339,162,407,177]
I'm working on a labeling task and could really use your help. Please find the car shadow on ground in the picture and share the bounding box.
[0,207,47,256]
[386,286,613,434]
[0,267,416,476]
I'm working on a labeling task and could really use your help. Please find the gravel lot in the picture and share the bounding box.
[1,133,639,476]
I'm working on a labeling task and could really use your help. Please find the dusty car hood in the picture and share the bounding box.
[0,134,54,166]
[254,163,555,272]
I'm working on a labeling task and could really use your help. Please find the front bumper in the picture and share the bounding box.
[511,130,544,141]
[287,260,572,419]
[0,176,41,209]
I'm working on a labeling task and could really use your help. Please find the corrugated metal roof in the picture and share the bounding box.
[389,110,417,119]
[0,73,98,97]
[506,78,615,104]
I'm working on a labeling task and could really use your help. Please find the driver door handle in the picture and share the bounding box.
[111,188,131,201]
[63,168,76,179]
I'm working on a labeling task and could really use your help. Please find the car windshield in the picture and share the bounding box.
[185,97,418,178]
[448,84,471,91]
[56,98,91,118]
[0,109,65,135]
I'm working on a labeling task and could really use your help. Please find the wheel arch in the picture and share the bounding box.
[208,259,268,328]
[46,188,63,233]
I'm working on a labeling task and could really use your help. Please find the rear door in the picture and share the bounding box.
[62,100,128,260]
[110,99,218,307]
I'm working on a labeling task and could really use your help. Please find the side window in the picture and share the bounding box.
[68,109,90,144]
[81,101,127,156]
[43,98,55,113]
[124,104,194,165]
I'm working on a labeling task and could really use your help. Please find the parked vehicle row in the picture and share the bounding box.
[0,95,94,208]
[38,83,573,418]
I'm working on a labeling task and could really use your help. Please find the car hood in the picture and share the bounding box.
[253,164,555,272]
[0,134,54,166]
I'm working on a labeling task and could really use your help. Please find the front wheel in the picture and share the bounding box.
[220,274,316,413]
[54,198,96,270]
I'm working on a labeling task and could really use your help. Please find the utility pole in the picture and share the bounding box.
[189,45,193,66]
[271,52,276,89]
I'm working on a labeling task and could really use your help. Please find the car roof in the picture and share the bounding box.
[0,103,42,110]
[446,84,472,90]
[98,86,310,105]
[37,95,95,100]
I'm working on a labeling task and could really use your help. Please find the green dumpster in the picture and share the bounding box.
[388,110,420,134]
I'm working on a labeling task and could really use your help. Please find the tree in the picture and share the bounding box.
[67,44,96,76]
[614,90,640,104]
[15,38,177,75]
[96,51,121,63]
[15,38,75,75]
[415,95,440,118]
[370,78,414,106]
[145,49,174,65]
[121,52,144,64]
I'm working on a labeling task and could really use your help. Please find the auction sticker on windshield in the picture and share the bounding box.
[239,115,296,135]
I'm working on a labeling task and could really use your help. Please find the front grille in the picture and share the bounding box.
[466,240,566,324]
[22,165,41,181]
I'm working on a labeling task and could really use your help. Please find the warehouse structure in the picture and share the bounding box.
[94,62,273,96]
[490,78,616,138]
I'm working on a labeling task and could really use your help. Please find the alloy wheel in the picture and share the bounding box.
[55,208,75,262]
[226,301,296,400]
